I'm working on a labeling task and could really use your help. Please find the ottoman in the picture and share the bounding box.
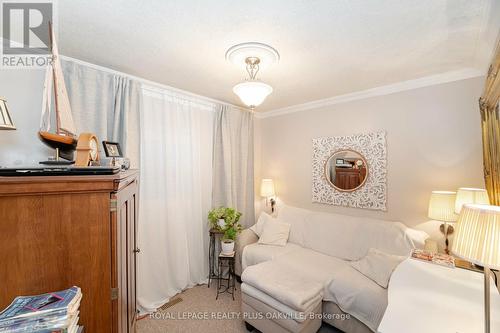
[241,261,323,333]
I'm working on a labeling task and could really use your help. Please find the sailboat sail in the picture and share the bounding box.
[49,25,76,136]
[40,65,53,132]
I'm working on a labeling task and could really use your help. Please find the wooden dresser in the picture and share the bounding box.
[0,170,139,333]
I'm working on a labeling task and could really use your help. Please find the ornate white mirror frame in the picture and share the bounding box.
[312,131,387,211]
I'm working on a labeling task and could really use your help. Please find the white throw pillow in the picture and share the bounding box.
[350,248,406,288]
[250,212,272,237]
[258,221,291,247]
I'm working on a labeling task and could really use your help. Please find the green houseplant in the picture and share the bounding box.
[208,207,243,254]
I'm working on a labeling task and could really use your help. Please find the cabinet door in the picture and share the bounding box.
[127,185,138,331]
[111,179,138,333]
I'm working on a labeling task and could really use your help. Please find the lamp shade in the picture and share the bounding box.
[0,98,15,130]
[454,187,490,214]
[428,191,458,222]
[260,179,275,197]
[451,204,500,269]
[233,80,273,108]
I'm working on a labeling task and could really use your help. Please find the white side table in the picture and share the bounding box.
[378,259,500,333]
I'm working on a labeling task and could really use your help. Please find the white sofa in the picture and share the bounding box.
[236,205,428,333]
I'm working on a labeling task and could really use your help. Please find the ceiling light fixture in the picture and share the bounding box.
[226,42,279,109]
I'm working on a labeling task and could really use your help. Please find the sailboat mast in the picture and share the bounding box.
[48,21,61,134]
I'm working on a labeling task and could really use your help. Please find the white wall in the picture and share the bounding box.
[255,77,486,241]
[0,68,52,166]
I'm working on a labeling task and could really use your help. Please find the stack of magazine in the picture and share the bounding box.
[0,286,82,333]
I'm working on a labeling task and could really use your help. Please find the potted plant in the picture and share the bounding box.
[208,207,228,230]
[221,225,240,254]
[208,207,243,254]
[208,207,242,231]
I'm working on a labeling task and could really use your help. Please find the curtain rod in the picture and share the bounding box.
[60,55,251,113]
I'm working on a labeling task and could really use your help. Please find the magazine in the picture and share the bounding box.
[410,249,455,268]
[0,287,82,332]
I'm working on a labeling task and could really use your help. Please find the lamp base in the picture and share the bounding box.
[439,223,454,255]
[484,266,491,333]
[270,198,276,213]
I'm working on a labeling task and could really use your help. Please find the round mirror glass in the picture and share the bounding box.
[325,150,368,192]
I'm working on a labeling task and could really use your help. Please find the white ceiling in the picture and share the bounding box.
[58,0,500,111]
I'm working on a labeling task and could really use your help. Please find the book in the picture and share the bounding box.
[410,249,455,268]
[0,287,82,332]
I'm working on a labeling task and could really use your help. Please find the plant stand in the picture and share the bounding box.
[208,228,224,288]
[216,252,236,300]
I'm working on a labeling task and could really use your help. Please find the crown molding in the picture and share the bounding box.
[255,68,484,119]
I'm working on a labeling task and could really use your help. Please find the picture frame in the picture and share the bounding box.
[102,141,123,158]
[0,98,15,130]
[335,158,344,165]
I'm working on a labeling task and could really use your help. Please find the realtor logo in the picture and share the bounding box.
[1,0,55,67]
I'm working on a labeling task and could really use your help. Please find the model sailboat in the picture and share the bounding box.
[38,23,77,162]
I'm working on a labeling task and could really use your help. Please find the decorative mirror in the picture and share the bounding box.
[325,150,368,192]
[312,131,387,211]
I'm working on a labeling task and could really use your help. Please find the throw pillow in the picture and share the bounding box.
[250,212,272,237]
[258,221,291,246]
[350,248,406,288]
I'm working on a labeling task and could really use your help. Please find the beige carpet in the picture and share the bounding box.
[137,282,342,333]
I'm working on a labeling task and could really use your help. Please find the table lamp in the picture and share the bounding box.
[455,188,490,214]
[260,179,276,213]
[452,204,500,333]
[0,98,15,130]
[428,191,458,254]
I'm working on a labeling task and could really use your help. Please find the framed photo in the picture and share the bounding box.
[335,158,344,165]
[0,98,15,130]
[102,141,123,158]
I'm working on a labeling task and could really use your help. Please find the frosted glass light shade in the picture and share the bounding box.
[454,187,490,214]
[428,191,458,222]
[260,179,275,197]
[452,204,500,269]
[233,80,273,108]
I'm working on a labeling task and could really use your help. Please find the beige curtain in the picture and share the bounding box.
[212,105,255,227]
[480,40,500,205]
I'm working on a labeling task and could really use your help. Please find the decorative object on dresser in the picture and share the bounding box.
[102,141,131,170]
[452,204,500,333]
[0,170,139,333]
[427,190,458,254]
[74,133,100,166]
[38,23,78,163]
[312,131,387,210]
[260,178,276,212]
[0,98,15,130]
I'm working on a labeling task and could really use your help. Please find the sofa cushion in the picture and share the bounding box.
[250,212,272,237]
[241,242,302,271]
[258,220,291,246]
[274,205,310,246]
[302,211,427,260]
[327,265,388,332]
